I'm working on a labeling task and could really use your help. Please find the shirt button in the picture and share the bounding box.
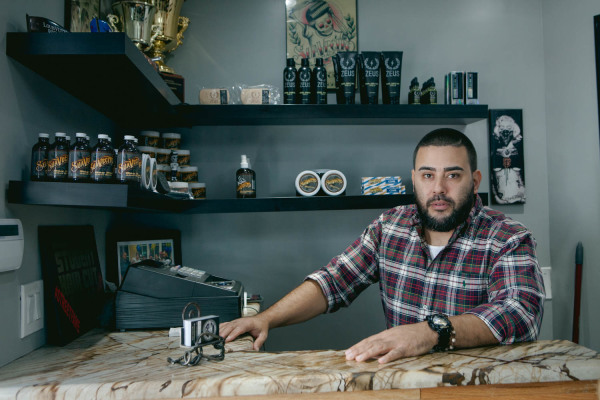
[423,306,429,310]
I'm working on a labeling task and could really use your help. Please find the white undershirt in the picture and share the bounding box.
[428,245,445,259]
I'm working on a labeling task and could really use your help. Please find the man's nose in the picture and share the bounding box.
[433,176,447,194]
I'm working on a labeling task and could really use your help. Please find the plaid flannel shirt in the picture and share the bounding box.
[307,195,545,344]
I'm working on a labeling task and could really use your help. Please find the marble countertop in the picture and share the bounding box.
[0,329,599,400]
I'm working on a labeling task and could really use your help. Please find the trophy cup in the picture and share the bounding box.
[145,0,189,102]
[108,1,158,51]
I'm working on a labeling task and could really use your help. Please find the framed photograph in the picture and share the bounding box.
[64,0,107,32]
[489,109,526,205]
[106,228,181,286]
[38,225,105,345]
[594,15,600,142]
[286,0,358,89]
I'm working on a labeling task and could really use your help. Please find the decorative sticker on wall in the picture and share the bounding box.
[489,109,526,204]
[286,0,358,89]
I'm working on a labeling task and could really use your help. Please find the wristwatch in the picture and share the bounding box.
[425,313,455,352]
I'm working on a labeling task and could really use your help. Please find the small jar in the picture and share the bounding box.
[168,181,189,194]
[189,182,206,199]
[138,146,157,159]
[162,132,181,149]
[178,166,198,182]
[140,131,160,147]
[177,149,190,166]
[155,148,171,164]
[156,164,170,176]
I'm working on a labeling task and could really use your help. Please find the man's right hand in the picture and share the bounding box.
[220,315,269,351]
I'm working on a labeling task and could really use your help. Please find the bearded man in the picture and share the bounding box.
[221,128,545,364]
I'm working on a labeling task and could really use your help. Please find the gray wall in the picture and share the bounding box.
[1,0,596,367]
[543,0,600,352]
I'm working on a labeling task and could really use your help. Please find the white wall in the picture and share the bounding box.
[543,0,600,351]
[4,0,589,368]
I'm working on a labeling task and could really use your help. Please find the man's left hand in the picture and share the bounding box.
[344,322,437,364]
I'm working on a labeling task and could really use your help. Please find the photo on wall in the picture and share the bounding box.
[285,0,357,89]
[488,109,526,204]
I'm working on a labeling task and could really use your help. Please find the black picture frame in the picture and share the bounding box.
[38,225,105,345]
[64,0,104,32]
[105,227,182,287]
[488,109,526,205]
[594,15,600,143]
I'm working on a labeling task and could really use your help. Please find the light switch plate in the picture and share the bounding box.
[541,266,552,300]
[20,280,44,338]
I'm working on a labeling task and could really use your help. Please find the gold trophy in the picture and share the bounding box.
[108,1,158,51]
[145,0,189,102]
[147,0,189,74]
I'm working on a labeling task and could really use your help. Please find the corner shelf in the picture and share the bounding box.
[7,181,488,213]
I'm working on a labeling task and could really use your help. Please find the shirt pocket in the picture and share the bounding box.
[451,263,488,314]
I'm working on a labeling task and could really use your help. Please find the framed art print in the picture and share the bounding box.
[286,0,357,89]
[38,225,105,345]
[489,109,526,204]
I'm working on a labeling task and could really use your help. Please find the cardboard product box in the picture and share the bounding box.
[361,176,405,195]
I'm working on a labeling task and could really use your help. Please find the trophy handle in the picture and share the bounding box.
[145,24,163,52]
[169,16,190,54]
[107,14,119,32]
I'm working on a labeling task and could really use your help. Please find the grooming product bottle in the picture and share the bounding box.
[47,132,69,181]
[298,58,312,104]
[283,58,298,104]
[236,154,256,198]
[68,132,91,182]
[31,133,50,181]
[312,58,327,104]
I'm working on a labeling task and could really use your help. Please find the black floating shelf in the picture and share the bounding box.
[7,181,488,214]
[175,104,489,126]
[6,32,180,127]
[6,33,488,129]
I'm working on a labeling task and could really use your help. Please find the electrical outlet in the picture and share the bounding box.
[541,266,552,300]
[20,280,44,338]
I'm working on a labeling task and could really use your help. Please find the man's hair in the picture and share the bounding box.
[412,128,478,172]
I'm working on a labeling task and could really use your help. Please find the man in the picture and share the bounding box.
[220,128,545,364]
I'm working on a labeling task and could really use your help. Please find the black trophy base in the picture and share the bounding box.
[160,71,185,102]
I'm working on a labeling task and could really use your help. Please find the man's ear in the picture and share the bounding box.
[472,170,482,193]
[411,169,415,192]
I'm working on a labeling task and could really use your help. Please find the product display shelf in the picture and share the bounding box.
[5,32,180,127]
[175,104,489,126]
[6,33,488,128]
[7,181,488,213]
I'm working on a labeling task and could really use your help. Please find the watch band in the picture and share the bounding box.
[426,313,456,352]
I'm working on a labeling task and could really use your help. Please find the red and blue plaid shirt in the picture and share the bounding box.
[307,195,545,344]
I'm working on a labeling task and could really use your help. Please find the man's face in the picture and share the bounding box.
[411,145,481,232]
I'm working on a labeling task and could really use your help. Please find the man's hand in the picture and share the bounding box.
[344,322,437,364]
[220,315,269,351]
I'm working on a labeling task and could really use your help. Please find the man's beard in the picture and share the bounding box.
[415,184,475,232]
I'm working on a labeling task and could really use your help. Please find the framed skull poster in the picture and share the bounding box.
[489,109,526,205]
[285,0,357,89]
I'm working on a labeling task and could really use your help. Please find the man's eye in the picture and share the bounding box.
[448,173,460,179]
[423,173,432,179]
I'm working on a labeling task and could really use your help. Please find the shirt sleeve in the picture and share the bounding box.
[306,215,383,313]
[466,229,545,344]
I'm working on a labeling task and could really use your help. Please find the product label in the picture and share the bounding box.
[144,136,159,147]
[298,174,319,193]
[31,152,47,179]
[284,69,297,103]
[90,151,114,181]
[324,173,344,193]
[191,186,206,199]
[68,149,91,180]
[163,138,180,149]
[237,174,255,197]
[116,152,141,182]
[47,150,69,180]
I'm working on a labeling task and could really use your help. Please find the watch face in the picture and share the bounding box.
[433,315,449,327]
